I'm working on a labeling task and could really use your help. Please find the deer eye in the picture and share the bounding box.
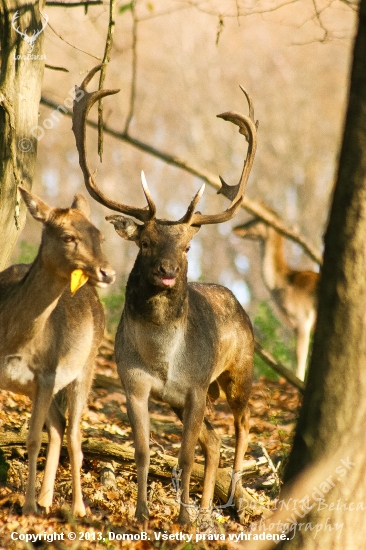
[62,234,76,243]
[185,246,190,253]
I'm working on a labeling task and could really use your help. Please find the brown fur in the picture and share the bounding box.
[109,217,254,525]
[0,189,115,516]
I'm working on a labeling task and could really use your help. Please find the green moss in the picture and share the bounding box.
[16,240,37,264]
[100,281,126,333]
[253,301,294,379]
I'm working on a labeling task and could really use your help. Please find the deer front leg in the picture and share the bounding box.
[126,391,151,522]
[24,379,54,515]
[66,371,94,518]
[178,394,206,525]
[37,398,66,511]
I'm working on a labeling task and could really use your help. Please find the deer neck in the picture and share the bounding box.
[125,259,188,325]
[0,252,68,351]
[260,230,289,292]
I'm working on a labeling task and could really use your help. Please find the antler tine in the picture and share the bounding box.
[140,171,156,218]
[188,89,257,227]
[239,86,256,126]
[72,65,156,222]
[178,184,205,224]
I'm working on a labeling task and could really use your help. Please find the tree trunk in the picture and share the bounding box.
[0,0,45,269]
[279,1,366,548]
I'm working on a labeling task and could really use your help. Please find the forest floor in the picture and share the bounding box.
[0,335,301,549]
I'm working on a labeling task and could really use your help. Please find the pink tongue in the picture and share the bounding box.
[161,278,175,287]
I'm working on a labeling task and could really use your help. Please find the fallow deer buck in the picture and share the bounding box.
[72,66,257,524]
[234,216,319,380]
[0,188,115,516]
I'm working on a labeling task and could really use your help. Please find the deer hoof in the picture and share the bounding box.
[178,505,191,526]
[22,502,39,516]
[36,503,49,515]
[135,502,150,522]
[72,503,86,518]
[37,496,52,513]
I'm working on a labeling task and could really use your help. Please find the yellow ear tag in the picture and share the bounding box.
[70,269,89,296]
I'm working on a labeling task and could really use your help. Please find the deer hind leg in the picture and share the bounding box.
[24,380,54,515]
[197,417,221,508]
[218,370,251,487]
[37,396,66,511]
[66,368,94,518]
[172,408,221,512]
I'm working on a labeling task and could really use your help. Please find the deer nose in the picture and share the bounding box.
[158,264,179,278]
[98,266,116,284]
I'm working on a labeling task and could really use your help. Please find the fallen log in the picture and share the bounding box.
[0,432,271,520]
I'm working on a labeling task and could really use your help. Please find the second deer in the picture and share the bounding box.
[72,65,257,525]
[234,217,319,380]
[0,188,115,516]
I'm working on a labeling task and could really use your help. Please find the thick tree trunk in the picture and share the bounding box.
[279,2,366,548]
[0,0,45,269]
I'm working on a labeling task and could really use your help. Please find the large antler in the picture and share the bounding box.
[72,65,156,222]
[181,86,258,227]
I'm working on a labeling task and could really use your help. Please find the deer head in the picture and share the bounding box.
[19,187,115,289]
[72,65,257,289]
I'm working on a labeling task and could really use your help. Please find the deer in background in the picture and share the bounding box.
[72,65,257,525]
[0,188,115,516]
[234,217,319,380]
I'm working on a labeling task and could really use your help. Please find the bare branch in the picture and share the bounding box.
[339,0,359,10]
[40,95,322,264]
[254,340,305,392]
[174,0,357,43]
[124,0,138,133]
[137,4,189,21]
[45,0,103,6]
[98,0,116,161]
[47,20,101,59]
[311,0,329,42]
[215,14,224,44]
[45,63,69,72]
[175,0,303,18]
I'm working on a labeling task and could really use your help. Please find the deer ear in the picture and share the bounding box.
[106,215,141,242]
[18,187,52,223]
[71,194,90,218]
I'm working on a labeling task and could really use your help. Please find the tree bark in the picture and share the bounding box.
[279,2,366,548]
[0,0,45,269]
